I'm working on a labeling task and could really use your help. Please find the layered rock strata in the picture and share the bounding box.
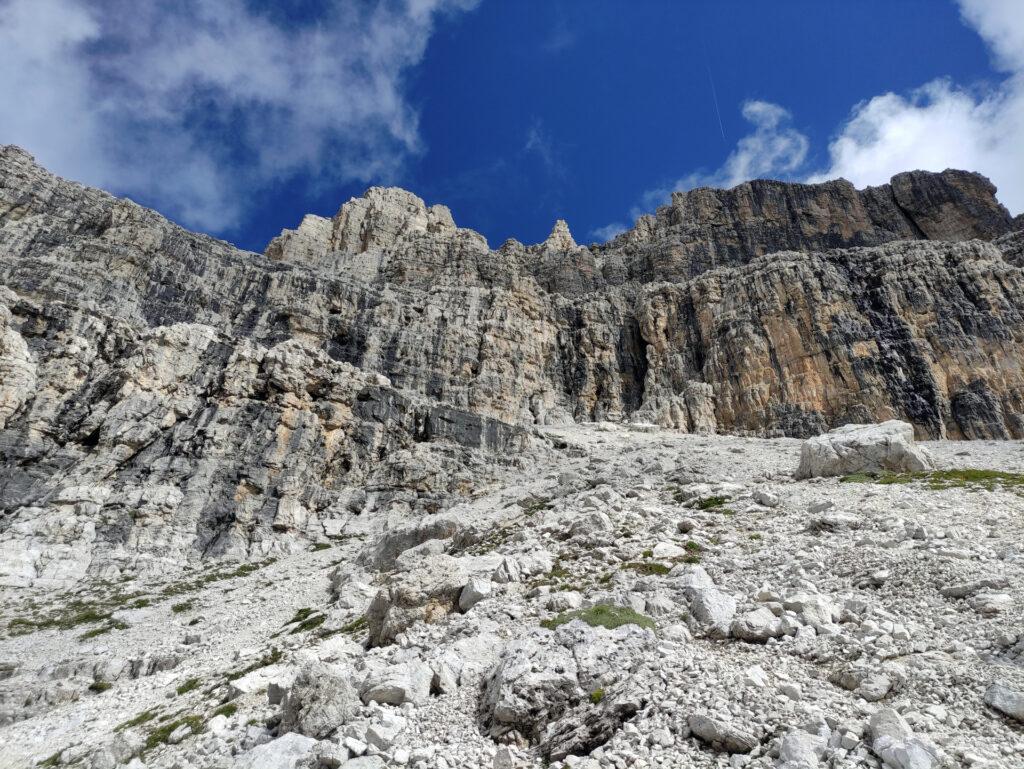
[1,144,1022,580]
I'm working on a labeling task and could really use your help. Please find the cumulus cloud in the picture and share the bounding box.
[594,0,1023,243]
[0,0,477,232]
[810,0,1024,213]
[592,101,808,241]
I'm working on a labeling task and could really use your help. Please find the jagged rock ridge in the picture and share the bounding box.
[1,144,1023,582]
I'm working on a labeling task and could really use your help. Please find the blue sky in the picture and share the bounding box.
[1,0,1022,252]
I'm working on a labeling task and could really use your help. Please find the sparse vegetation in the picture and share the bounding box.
[161,559,275,598]
[684,541,702,552]
[682,553,701,564]
[311,542,332,551]
[176,677,201,695]
[79,619,128,640]
[143,714,205,753]
[623,561,671,576]
[518,495,553,516]
[693,495,729,510]
[211,703,237,719]
[285,607,316,625]
[171,600,196,614]
[88,680,112,693]
[839,468,1024,491]
[226,647,282,681]
[116,709,158,732]
[37,752,62,768]
[541,603,656,632]
[289,613,326,634]
[341,614,368,635]
[589,687,605,704]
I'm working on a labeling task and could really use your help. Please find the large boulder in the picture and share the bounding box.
[868,707,941,769]
[985,682,1024,722]
[235,733,317,769]
[366,554,469,646]
[481,623,653,759]
[795,421,935,479]
[280,663,361,739]
[359,661,433,706]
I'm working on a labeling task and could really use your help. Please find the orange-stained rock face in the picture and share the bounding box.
[2,142,1024,579]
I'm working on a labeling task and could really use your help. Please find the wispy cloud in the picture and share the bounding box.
[593,0,1023,243]
[0,0,478,233]
[523,119,565,178]
[590,222,628,242]
[593,101,809,241]
[540,25,575,55]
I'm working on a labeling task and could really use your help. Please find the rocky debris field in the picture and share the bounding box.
[3,422,1024,769]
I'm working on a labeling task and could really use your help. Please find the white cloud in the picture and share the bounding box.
[0,0,478,233]
[590,223,627,242]
[592,100,810,242]
[595,0,1024,242]
[809,0,1024,214]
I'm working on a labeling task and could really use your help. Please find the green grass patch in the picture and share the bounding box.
[623,562,670,576]
[311,542,332,551]
[211,703,237,719]
[839,471,917,485]
[589,687,605,704]
[37,752,62,768]
[518,496,553,516]
[549,561,570,580]
[116,709,158,732]
[226,647,282,681]
[684,541,702,552]
[171,600,195,614]
[88,680,112,693]
[693,496,729,510]
[289,613,326,634]
[79,619,128,640]
[143,715,204,753]
[682,553,701,564]
[285,607,315,625]
[161,560,274,598]
[342,615,368,634]
[176,677,201,696]
[840,468,1024,491]
[541,604,656,632]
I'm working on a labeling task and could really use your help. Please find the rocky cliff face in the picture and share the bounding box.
[0,144,1021,583]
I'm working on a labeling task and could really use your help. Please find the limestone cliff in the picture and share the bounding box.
[1,144,1022,581]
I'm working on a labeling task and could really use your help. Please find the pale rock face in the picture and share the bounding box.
[235,733,318,769]
[868,707,941,769]
[1,146,1023,580]
[280,663,361,739]
[795,420,936,479]
[0,302,35,430]
[365,554,469,646]
[984,682,1024,722]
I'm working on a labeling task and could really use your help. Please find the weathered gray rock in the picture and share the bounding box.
[359,661,432,706]
[236,733,318,769]
[868,707,940,769]
[687,714,758,754]
[365,554,469,646]
[459,577,492,611]
[732,607,785,643]
[2,146,1023,587]
[280,663,360,739]
[795,421,936,479]
[984,682,1024,722]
